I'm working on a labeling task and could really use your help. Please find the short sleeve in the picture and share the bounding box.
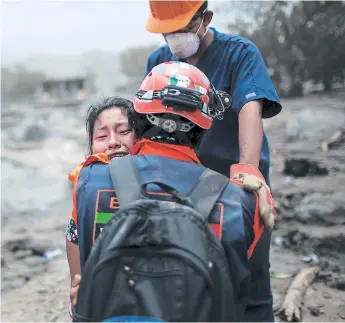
[230,41,282,119]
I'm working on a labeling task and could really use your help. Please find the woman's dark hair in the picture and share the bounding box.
[85,96,135,155]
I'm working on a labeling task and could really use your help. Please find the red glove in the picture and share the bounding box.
[230,163,275,230]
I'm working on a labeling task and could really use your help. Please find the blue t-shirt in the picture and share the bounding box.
[144,27,282,185]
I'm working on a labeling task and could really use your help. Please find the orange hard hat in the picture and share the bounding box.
[134,61,214,129]
[146,0,205,34]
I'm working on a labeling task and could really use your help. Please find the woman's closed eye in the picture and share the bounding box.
[95,135,107,140]
[119,129,132,135]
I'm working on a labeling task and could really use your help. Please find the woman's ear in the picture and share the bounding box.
[204,10,213,27]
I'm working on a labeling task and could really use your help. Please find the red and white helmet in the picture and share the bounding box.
[133,61,231,134]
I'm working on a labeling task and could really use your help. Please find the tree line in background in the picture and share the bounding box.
[222,0,345,96]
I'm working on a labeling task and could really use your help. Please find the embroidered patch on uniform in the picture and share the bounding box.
[245,92,257,99]
[93,190,119,242]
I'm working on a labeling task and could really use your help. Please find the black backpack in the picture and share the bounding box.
[73,155,236,322]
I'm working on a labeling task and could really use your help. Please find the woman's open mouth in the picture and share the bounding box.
[108,152,128,160]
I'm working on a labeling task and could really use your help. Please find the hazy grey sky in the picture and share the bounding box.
[2,0,222,65]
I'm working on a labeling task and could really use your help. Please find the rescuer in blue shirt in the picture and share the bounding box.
[144,1,282,321]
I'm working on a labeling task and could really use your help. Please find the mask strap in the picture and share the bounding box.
[195,11,208,39]
[195,17,204,35]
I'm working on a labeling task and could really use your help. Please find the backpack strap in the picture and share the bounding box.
[187,168,229,221]
[108,155,142,208]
